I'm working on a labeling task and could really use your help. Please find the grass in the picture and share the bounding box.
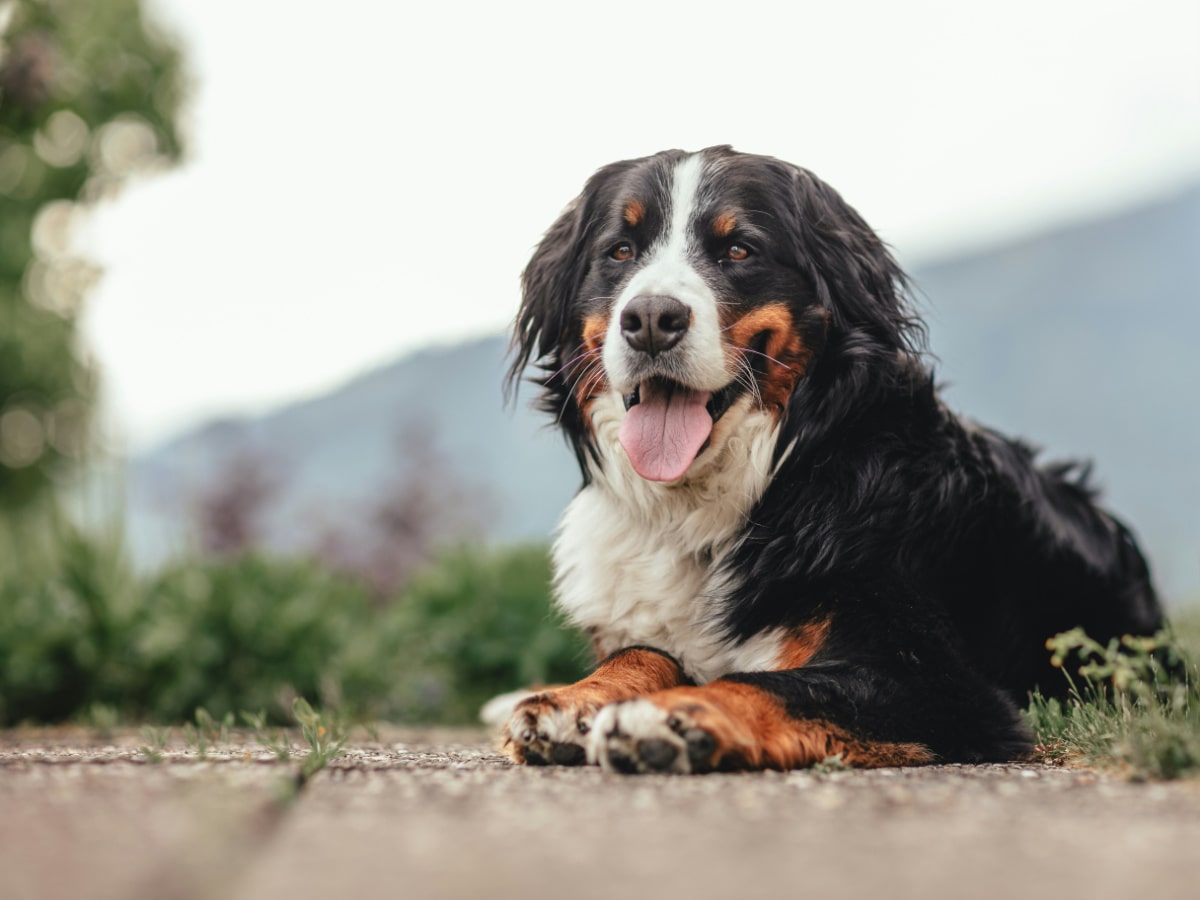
[241,710,293,762]
[1026,616,1200,780]
[182,708,235,761]
[138,725,170,764]
[127,701,353,803]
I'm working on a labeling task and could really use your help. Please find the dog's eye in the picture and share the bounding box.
[611,242,634,261]
[724,244,750,262]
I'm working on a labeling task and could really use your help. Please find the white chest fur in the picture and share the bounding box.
[551,392,788,683]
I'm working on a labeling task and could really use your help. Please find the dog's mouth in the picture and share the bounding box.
[618,376,742,482]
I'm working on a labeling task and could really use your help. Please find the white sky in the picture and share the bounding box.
[78,0,1200,451]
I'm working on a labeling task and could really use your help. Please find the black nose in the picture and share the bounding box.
[620,295,691,357]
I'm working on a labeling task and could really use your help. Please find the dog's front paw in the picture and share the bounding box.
[505,691,599,766]
[586,698,725,775]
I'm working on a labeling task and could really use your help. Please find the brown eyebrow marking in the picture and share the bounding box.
[712,211,737,238]
[623,199,645,227]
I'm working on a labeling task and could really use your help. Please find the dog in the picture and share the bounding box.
[502,145,1165,774]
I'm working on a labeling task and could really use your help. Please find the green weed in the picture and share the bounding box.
[241,710,293,762]
[1027,623,1200,780]
[182,707,234,760]
[810,755,849,774]
[291,697,349,780]
[139,726,170,764]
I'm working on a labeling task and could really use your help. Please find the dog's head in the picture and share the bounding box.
[509,146,921,484]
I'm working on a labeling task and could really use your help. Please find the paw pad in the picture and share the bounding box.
[587,699,713,774]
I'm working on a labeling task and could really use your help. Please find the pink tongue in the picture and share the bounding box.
[618,382,713,482]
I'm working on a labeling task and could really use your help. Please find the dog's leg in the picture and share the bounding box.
[586,679,933,773]
[587,657,1033,774]
[506,647,689,766]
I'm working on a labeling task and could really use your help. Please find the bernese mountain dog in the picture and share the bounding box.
[502,145,1164,774]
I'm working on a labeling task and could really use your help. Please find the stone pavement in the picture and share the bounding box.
[3,727,1199,900]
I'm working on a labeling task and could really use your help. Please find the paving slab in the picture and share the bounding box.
[0,728,292,900]
[4,728,1200,900]
[238,730,1200,900]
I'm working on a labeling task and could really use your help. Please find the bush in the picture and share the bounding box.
[132,555,404,722]
[0,520,137,723]
[0,520,587,726]
[391,545,591,722]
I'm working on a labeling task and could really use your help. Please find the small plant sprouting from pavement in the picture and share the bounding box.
[139,726,170,764]
[1027,626,1199,780]
[182,707,235,760]
[811,755,849,775]
[241,709,293,762]
[168,700,344,795]
[292,697,349,780]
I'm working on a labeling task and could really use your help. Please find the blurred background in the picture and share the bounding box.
[0,0,1197,728]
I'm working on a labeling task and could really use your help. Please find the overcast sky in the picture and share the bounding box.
[77,0,1200,451]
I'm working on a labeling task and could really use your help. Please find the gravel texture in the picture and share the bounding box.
[3,727,1199,900]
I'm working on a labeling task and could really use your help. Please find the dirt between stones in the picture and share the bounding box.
[2,727,1199,900]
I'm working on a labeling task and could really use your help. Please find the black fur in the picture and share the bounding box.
[510,146,1165,764]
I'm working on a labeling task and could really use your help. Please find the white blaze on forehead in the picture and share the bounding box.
[660,153,705,262]
[604,152,727,393]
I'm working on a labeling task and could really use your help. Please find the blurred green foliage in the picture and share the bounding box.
[0,0,184,509]
[393,545,593,722]
[0,521,589,726]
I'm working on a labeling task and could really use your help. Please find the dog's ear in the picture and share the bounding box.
[506,161,632,402]
[506,197,589,400]
[783,165,924,356]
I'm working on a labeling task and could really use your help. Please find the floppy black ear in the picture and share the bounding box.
[505,196,590,401]
[506,160,635,405]
[784,165,925,356]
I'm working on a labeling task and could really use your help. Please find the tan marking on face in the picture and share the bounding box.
[722,302,814,412]
[774,618,831,670]
[712,211,737,238]
[505,649,687,764]
[573,313,612,413]
[646,681,935,771]
[582,313,608,353]
[623,199,645,227]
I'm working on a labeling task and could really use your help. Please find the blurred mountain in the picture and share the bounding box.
[126,335,581,566]
[126,179,1200,603]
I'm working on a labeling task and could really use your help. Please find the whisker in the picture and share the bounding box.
[546,346,602,384]
[735,357,764,408]
[580,368,608,399]
[561,357,608,418]
[733,345,794,371]
[556,358,602,423]
[564,359,602,399]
